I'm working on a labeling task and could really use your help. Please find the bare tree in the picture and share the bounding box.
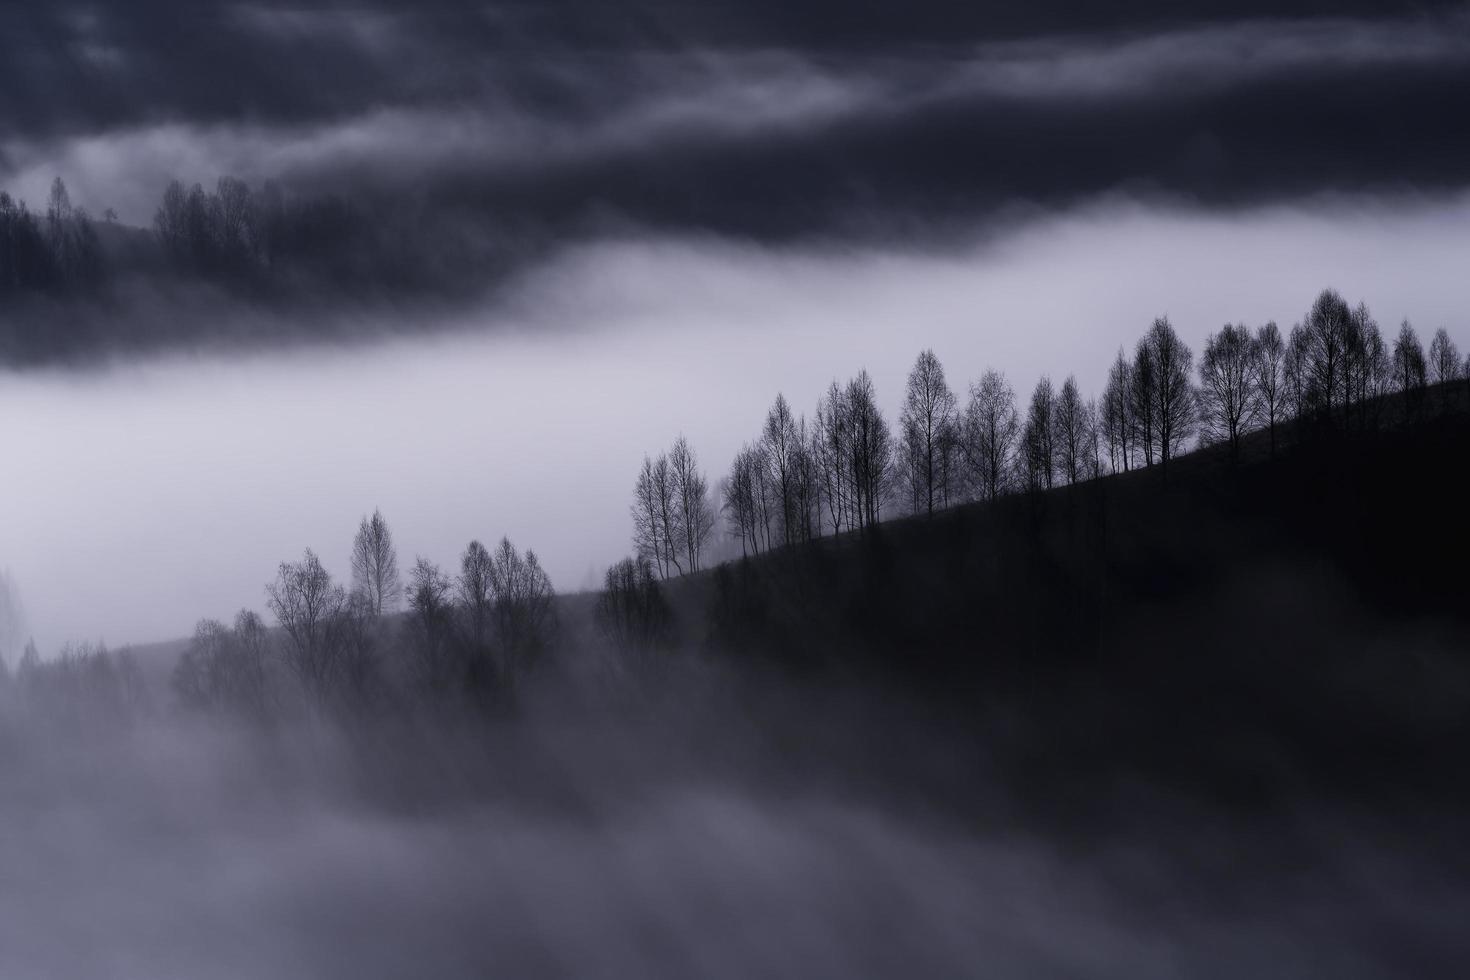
[632,455,668,577]
[669,436,716,572]
[722,444,767,557]
[847,370,894,527]
[171,610,272,721]
[961,369,1019,502]
[1345,305,1390,431]
[1052,375,1090,485]
[1023,376,1056,491]
[266,549,348,708]
[1130,339,1157,467]
[898,349,958,516]
[489,538,556,676]
[1199,323,1258,462]
[762,394,801,545]
[595,557,673,673]
[1252,322,1286,458]
[1144,316,1196,479]
[1101,350,1132,473]
[1393,320,1428,393]
[405,557,459,693]
[350,509,401,617]
[1300,288,1352,419]
[457,540,495,656]
[1429,328,1461,385]
[815,381,853,533]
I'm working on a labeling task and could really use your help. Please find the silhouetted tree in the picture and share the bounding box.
[489,538,556,677]
[1023,376,1056,491]
[350,509,401,617]
[1144,316,1196,479]
[847,370,894,527]
[1299,288,1353,420]
[1429,328,1461,386]
[1053,375,1091,485]
[266,549,348,709]
[1393,321,1428,393]
[457,540,495,660]
[1101,350,1133,473]
[1343,303,1390,431]
[1130,339,1157,467]
[722,444,769,557]
[899,349,958,516]
[1199,323,1258,462]
[405,557,459,693]
[595,557,673,672]
[1252,322,1286,458]
[670,436,716,571]
[961,369,1019,501]
[815,381,854,533]
[763,394,802,544]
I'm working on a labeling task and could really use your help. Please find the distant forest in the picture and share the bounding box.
[0,175,511,311]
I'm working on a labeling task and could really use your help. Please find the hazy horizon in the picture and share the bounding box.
[4,191,1469,650]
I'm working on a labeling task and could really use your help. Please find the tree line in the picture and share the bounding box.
[167,511,556,723]
[1,173,471,308]
[623,288,1468,582]
[0,179,104,296]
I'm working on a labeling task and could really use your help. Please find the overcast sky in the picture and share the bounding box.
[2,1,1469,648]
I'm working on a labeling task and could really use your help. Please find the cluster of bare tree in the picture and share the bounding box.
[172,510,556,720]
[629,288,1467,567]
[632,436,717,577]
[153,176,374,284]
[0,179,103,295]
[0,640,149,731]
[594,557,674,675]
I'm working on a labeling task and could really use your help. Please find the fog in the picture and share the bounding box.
[3,193,1468,649]
[3,646,1467,980]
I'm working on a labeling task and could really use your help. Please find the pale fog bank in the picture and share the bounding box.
[3,194,1469,649]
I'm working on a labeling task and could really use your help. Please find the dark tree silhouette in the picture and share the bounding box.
[1393,321,1429,393]
[1199,323,1258,462]
[1053,375,1090,485]
[1143,316,1196,479]
[1298,288,1353,420]
[1252,322,1286,458]
[488,538,556,677]
[1,178,102,296]
[1130,338,1158,468]
[405,557,459,693]
[670,436,716,572]
[595,557,673,672]
[722,444,771,557]
[961,369,1019,502]
[1429,328,1461,386]
[899,349,958,516]
[266,549,348,709]
[763,394,802,545]
[1102,350,1133,473]
[457,540,495,661]
[1023,376,1056,491]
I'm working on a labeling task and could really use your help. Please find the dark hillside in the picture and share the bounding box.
[648,388,1470,820]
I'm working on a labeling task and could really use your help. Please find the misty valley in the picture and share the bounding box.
[5,0,1470,975]
[5,297,1470,977]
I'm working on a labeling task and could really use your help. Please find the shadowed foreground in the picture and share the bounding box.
[3,409,1469,978]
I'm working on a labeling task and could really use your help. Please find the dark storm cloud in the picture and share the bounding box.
[5,8,1469,245]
